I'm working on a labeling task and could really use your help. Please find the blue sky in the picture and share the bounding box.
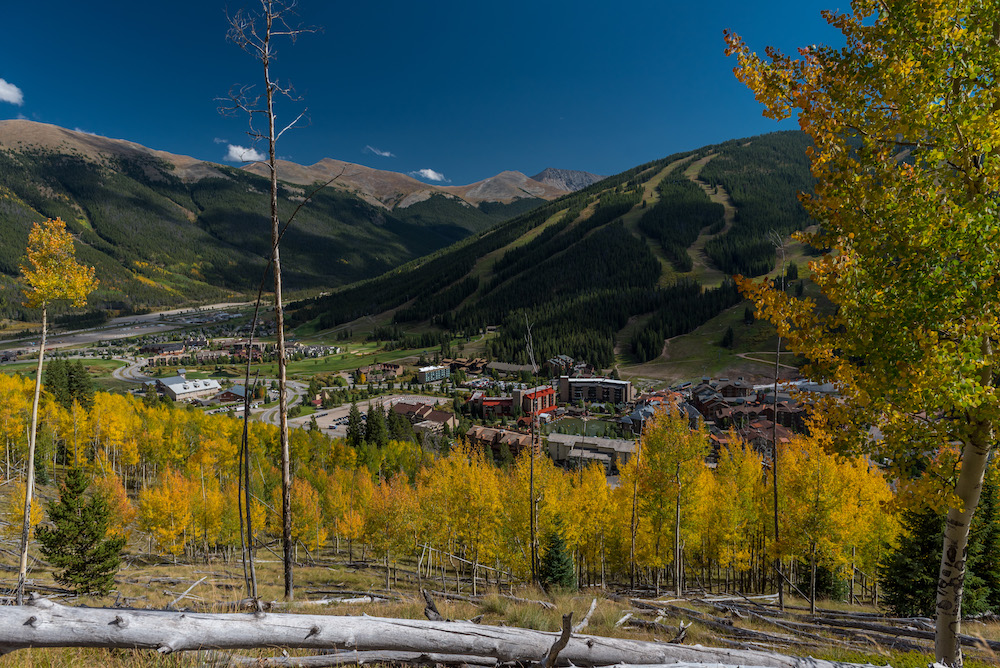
[2,1,841,185]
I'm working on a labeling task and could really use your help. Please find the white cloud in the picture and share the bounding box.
[0,79,24,106]
[364,145,395,158]
[73,127,101,136]
[213,137,228,144]
[410,168,449,182]
[225,144,266,162]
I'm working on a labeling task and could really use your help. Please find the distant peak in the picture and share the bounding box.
[530,168,604,192]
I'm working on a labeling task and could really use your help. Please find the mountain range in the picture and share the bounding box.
[0,120,598,316]
[0,119,816,371]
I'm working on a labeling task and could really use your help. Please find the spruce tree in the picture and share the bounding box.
[67,360,94,410]
[365,402,388,448]
[346,402,364,448]
[538,524,575,591]
[35,468,125,596]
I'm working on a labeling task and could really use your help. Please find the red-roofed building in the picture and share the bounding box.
[514,385,556,415]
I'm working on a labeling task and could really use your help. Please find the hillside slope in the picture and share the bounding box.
[0,120,560,315]
[289,132,814,370]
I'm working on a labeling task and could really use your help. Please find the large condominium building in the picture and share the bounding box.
[558,376,633,405]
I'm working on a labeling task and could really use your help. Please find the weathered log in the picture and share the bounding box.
[573,599,598,633]
[498,594,556,610]
[167,576,207,610]
[654,604,817,649]
[422,589,445,622]
[804,616,1000,652]
[0,598,882,667]
[669,621,691,644]
[211,650,499,666]
[305,589,403,601]
[540,613,572,668]
[428,590,480,604]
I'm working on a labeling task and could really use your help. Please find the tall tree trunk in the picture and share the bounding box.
[674,465,682,598]
[935,417,992,667]
[809,541,816,615]
[261,14,294,602]
[16,305,46,605]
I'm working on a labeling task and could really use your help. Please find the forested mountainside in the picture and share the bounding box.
[0,121,550,318]
[289,131,815,368]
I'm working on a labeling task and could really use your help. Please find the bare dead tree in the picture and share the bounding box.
[221,0,318,601]
[767,230,786,612]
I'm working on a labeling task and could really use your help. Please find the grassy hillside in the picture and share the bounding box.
[289,131,816,372]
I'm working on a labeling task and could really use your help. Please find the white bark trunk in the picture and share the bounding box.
[17,305,46,605]
[935,420,992,667]
[0,599,877,667]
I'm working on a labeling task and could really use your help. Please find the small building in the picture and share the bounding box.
[418,365,451,383]
[546,433,637,473]
[466,426,534,458]
[214,385,249,404]
[140,342,186,356]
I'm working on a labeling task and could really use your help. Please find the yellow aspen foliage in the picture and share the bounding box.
[426,444,502,570]
[284,477,327,553]
[20,218,97,309]
[562,463,613,579]
[2,481,43,540]
[89,393,141,467]
[365,472,416,566]
[777,435,855,575]
[139,468,193,556]
[190,475,225,549]
[59,400,90,467]
[501,448,569,577]
[713,436,767,572]
[633,406,708,575]
[0,374,31,468]
[90,471,136,540]
[218,481,265,548]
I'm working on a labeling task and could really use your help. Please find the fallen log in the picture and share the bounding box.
[212,650,499,666]
[804,616,1000,652]
[573,599,598,633]
[305,589,403,601]
[428,590,480,604]
[0,597,883,667]
[499,594,556,610]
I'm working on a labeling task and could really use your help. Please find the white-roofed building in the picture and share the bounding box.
[157,375,222,402]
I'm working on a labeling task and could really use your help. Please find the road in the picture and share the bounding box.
[257,381,308,426]
[1,301,253,352]
[111,358,152,383]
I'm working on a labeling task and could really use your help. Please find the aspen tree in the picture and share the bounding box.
[16,217,97,604]
[727,3,1000,662]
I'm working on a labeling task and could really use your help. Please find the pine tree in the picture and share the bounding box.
[36,468,125,596]
[346,402,364,448]
[67,360,94,410]
[365,402,389,448]
[43,358,70,408]
[538,523,575,591]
